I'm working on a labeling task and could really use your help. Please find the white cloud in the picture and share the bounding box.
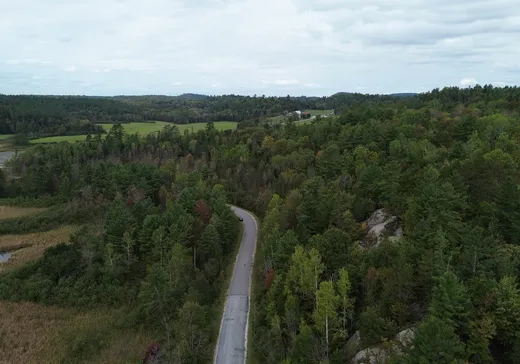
[64,66,77,72]
[6,58,41,65]
[262,79,300,85]
[0,0,519,95]
[460,77,478,87]
[172,81,183,86]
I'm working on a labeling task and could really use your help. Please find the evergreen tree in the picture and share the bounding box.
[405,316,465,364]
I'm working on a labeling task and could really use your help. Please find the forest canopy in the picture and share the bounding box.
[1,84,520,363]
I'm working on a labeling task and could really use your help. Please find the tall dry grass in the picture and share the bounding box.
[0,301,75,364]
[0,206,46,220]
[0,225,78,271]
[0,301,154,364]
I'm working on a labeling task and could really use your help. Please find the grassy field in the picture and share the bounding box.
[266,115,286,123]
[0,225,78,271]
[29,135,89,144]
[0,136,15,152]
[267,109,334,124]
[306,109,334,116]
[0,301,153,364]
[100,121,238,134]
[0,206,47,220]
[30,121,238,144]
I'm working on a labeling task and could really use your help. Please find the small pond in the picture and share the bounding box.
[0,151,15,169]
[0,251,13,263]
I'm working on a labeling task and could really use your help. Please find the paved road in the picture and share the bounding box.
[214,206,258,364]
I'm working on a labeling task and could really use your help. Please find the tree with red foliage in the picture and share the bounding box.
[143,343,161,364]
[195,199,212,223]
[265,267,276,293]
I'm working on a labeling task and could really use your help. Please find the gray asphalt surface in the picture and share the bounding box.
[214,206,258,364]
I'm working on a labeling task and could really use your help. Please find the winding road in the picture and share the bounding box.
[214,206,258,364]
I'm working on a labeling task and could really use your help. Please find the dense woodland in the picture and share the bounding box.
[1,85,520,363]
[0,92,404,135]
[0,124,241,362]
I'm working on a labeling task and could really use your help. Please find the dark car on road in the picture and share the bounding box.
[238,216,243,221]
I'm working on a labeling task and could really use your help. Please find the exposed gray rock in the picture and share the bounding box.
[346,330,362,357]
[350,327,416,364]
[361,209,403,248]
[352,347,388,364]
[365,209,391,230]
[395,327,415,346]
[347,330,361,348]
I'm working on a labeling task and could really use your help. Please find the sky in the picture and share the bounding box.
[0,0,519,96]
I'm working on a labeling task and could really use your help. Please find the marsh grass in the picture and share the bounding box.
[0,206,47,220]
[0,301,153,364]
[0,225,78,271]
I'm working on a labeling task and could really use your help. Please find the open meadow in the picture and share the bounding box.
[30,121,237,144]
[306,109,334,116]
[0,206,46,219]
[0,301,153,364]
[0,225,78,271]
[267,109,335,124]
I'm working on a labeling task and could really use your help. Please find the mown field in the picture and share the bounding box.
[29,121,237,144]
[267,109,334,124]
[306,109,334,116]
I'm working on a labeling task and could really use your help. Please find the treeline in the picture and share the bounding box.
[3,85,520,136]
[2,84,520,362]
[0,93,393,135]
[0,95,135,135]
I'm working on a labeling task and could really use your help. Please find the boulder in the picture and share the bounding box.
[346,330,362,357]
[361,209,403,248]
[352,347,388,364]
[396,327,415,346]
[350,327,416,364]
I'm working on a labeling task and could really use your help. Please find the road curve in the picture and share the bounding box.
[213,206,258,364]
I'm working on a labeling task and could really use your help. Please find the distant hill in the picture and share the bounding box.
[390,93,418,97]
[177,93,209,100]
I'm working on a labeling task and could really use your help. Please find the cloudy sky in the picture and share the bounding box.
[1,0,519,96]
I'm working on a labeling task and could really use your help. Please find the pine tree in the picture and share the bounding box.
[493,276,520,346]
[428,271,472,336]
[273,230,299,271]
[405,316,465,364]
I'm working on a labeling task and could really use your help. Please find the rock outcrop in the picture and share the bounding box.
[349,327,416,364]
[360,209,403,248]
